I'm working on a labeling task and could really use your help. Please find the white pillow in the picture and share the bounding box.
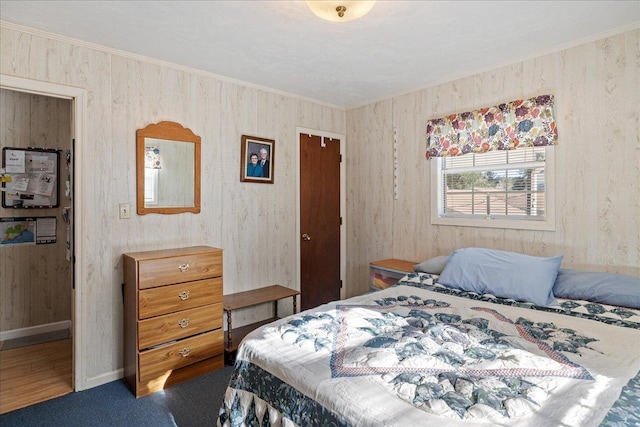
[414,255,449,274]
[438,247,563,306]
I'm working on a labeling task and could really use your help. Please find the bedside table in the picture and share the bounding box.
[369,258,416,291]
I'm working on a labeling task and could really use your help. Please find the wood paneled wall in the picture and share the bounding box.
[0,89,72,331]
[2,23,637,389]
[345,29,640,297]
[1,25,346,387]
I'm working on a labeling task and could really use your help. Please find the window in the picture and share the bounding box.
[144,168,158,206]
[431,146,555,230]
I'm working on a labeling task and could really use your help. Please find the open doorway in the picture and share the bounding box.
[0,89,73,413]
[0,76,84,412]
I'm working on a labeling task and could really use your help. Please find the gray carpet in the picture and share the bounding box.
[0,364,235,427]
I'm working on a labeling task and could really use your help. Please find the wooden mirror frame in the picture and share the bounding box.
[136,121,201,215]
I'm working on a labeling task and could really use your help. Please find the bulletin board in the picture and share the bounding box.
[2,147,60,208]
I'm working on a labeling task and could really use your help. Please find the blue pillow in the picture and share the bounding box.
[414,255,449,274]
[438,247,562,306]
[553,269,640,308]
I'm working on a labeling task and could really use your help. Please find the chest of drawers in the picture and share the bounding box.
[123,246,224,397]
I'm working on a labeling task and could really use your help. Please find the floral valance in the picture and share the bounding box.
[144,146,161,169]
[425,94,557,159]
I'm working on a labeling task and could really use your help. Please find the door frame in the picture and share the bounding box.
[296,127,346,302]
[1,74,87,391]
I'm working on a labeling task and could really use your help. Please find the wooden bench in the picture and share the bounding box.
[223,285,300,364]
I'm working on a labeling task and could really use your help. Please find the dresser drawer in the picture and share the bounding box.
[139,277,223,319]
[138,251,222,289]
[138,330,223,382]
[138,303,222,350]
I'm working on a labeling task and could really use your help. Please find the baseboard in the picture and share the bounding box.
[83,368,124,391]
[0,320,71,342]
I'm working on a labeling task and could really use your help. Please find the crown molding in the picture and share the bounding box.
[0,20,346,111]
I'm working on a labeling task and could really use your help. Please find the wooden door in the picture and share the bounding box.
[300,133,341,311]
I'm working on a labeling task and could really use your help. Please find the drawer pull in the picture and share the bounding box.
[178,263,190,272]
[177,318,190,328]
[178,347,191,357]
[178,290,191,301]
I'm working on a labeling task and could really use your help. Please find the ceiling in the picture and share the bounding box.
[1,1,639,108]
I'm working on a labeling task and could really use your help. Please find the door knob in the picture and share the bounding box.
[302,233,312,241]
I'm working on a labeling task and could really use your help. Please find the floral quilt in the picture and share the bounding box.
[218,274,640,427]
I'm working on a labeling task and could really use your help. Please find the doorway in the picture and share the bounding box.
[0,75,86,410]
[298,130,345,311]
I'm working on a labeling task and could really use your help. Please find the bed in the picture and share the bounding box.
[218,248,640,426]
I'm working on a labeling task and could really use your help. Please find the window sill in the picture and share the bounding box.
[431,216,555,231]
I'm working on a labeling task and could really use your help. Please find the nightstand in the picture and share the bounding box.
[369,258,416,291]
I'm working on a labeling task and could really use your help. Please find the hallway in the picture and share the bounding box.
[0,338,72,414]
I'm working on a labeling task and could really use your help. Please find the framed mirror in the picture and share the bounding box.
[136,121,201,215]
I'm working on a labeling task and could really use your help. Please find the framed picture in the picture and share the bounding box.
[240,135,275,184]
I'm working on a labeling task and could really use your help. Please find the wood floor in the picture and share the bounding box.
[0,338,73,414]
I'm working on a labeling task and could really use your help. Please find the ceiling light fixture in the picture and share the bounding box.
[306,1,376,22]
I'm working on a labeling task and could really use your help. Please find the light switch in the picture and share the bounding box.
[119,203,131,219]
